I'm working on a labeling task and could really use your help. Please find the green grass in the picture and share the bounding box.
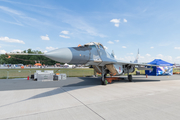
[0,68,94,79]
[173,68,180,73]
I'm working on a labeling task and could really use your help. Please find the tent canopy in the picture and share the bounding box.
[35,63,42,66]
[148,59,173,66]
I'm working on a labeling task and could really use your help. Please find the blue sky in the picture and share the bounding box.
[0,0,180,63]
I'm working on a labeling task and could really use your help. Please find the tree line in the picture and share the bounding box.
[0,49,57,65]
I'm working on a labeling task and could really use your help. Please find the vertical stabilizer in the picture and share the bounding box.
[111,50,115,58]
[134,49,139,63]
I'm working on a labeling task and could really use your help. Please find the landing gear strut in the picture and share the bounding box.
[101,66,108,85]
[127,65,133,82]
[128,75,132,82]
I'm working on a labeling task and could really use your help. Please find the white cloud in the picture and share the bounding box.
[0,37,25,44]
[114,40,119,42]
[110,19,120,27]
[0,6,22,15]
[114,24,119,27]
[174,47,180,50]
[59,35,70,38]
[0,50,6,54]
[0,46,1,48]
[61,31,69,34]
[107,41,114,44]
[46,46,58,51]
[146,54,151,57]
[150,47,154,49]
[104,46,108,49]
[123,19,127,22]
[122,46,126,48]
[11,49,22,53]
[41,34,50,40]
[110,19,120,23]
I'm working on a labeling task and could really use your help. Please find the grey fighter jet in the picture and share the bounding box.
[7,42,155,85]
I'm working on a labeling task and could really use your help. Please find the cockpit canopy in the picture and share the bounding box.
[84,42,105,49]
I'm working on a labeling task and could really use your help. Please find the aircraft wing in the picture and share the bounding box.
[115,61,160,67]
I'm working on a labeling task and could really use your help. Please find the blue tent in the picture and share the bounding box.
[145,59,173,76]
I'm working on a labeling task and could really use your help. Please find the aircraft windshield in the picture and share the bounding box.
[84,42,105,49]
[99,45,104,49]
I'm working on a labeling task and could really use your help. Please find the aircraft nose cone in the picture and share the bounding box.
[45,48,72,63]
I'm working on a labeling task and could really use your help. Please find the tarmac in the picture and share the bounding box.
[0,75,180,120]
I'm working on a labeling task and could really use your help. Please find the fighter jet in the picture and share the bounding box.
[7,42,156,85]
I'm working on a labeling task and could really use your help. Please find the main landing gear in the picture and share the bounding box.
[100,65,133,85]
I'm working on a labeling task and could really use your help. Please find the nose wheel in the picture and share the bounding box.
[127,65,133,82]
[101,66,108,85]
[101,78,108,85]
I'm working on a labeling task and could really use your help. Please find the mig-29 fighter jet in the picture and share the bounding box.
[6,42,156,85]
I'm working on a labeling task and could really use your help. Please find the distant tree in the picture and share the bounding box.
[1,49,58,65]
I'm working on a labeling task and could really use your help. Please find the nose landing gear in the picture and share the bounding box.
[127,65,133,82]
[101,78,108,85]
[101,66,108,85]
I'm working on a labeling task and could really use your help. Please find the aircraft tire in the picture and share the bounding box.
[101,78,104,85]
[104,79,108,85]
[100,78,108,85]
[128,75,132,82]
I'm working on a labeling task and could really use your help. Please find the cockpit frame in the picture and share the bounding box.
[84,42,105,50]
